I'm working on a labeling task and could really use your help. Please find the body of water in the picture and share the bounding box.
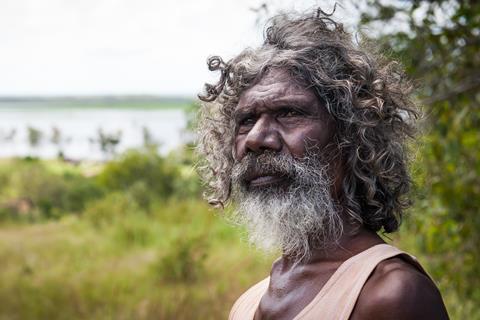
[0,106,187,160]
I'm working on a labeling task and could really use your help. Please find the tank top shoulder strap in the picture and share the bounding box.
[294,244,428,320]
[228,277,270,320]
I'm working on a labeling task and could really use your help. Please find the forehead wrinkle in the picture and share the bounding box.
[236,68,321,114]
[238,87,317,111]
[238,85,287,109]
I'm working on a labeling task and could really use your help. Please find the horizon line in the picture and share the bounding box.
[0,94,196,102]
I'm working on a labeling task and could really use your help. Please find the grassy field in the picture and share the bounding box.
[0,152,272,319]
[0,202,476,319]
[0,153,477,319]
[0,199,273,320]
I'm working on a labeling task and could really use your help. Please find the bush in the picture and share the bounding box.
[83,192,142,227]
[165,148,202,199]
[63,173,104,212]
[96,149,180,200]
[0,159,102,220]
[0,160,70,219]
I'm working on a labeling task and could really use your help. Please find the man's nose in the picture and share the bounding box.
[244,116,282,154]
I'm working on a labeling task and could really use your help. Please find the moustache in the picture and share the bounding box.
[231,152,299,188]
[231,150,333,191]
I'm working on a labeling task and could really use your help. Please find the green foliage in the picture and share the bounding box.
[165,148,202,199]
[358,0,480,317]
[27,126,43,148]
[93,128,122,157]
[0,147,201,222]
[63,173,104,212]
[5,160,67,218]
[0,198,267,320]
[96,148,180,204]
[112,213,156,247]
[83,192,142,227]
[0,159,102,220]
[153,233,209,283]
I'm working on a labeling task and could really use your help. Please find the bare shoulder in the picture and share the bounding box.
[350,256,449,320]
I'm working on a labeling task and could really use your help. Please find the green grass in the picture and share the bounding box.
[0,199,273,320]
[0,156,477,319]
[1,204,475,319]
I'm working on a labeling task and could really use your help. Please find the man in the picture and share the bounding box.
[197,10,449,320]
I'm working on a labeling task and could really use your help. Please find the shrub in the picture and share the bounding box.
[62,173,104,212]
[96,149,180,200]
[0,159,102,220]
[1,160,68,219]
[83,192,141,227]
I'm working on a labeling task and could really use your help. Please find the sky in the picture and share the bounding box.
[0,0,360,97]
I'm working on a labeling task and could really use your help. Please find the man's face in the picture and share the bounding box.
[233,68,335,190]
[229,68,342,259]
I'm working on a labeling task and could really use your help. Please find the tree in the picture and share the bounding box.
[90,128,122,160]
[357,0,479,315]
[27,126,43,149]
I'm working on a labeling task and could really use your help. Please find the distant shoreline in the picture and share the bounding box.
[0,96,194,110]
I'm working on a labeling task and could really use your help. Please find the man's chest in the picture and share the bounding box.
[253,269,336,320]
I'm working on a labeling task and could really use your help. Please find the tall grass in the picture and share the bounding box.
[0,198,272,319]
[0,150,477,319]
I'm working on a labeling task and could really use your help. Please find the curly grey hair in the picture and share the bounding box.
[197,10,419,234]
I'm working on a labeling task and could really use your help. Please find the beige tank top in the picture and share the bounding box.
[228,244,430,320]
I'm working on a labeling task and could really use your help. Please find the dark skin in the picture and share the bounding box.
[233,68,449,320]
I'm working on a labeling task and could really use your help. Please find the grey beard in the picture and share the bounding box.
[231,151,343,262]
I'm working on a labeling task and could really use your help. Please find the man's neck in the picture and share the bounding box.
[280,227,385,269]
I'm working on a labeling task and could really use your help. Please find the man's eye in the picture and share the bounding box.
[278,109,302,118]
[236,117,256,133]
[239,117,256,126]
